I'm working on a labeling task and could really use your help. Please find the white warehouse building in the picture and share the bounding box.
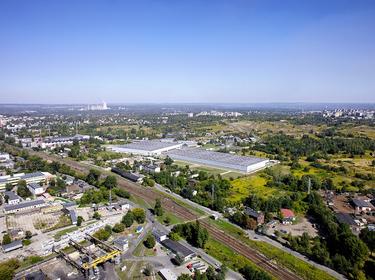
[166,147,270,173]
[109,140,183,156]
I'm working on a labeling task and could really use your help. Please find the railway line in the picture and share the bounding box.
[6,145,300,280]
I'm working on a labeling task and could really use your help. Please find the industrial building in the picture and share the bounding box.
[166,147,270,173]
[4,199,46,214]
[2,240,23,253]
[0,171,54,190]
[109,140,183,156]
[161,239,196,264]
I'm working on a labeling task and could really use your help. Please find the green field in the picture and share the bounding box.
[229,174,287,203]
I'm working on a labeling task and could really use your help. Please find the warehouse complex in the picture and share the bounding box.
[166,147,270,173]
[109,140,183,156]
[109,140,270,173]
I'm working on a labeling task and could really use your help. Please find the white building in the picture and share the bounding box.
[3,191,21,205]
[4,199,46,214]
[109,140,183,156]
[0,171,54,190]
[166,147,270,173]
[113,237,129,251]
[27,183,45,196]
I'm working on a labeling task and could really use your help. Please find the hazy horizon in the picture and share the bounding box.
[1,0,375,103]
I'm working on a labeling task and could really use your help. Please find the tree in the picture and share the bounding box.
[93,228,111,241]
[122,211,134,227]
[132,208,146,223]
[169,232,180,241]
[86,169,101,186]
[2,234,11,245]
[239,265,272,280]
[164,156,174,166]
[144,235,156,249]
[154,199,163,216]
[359,228,375,254]
[5,183,13,191]
[93,211,101,220]
[77,216,84,226]
[164,216,171,226]
[16,180,32,199]
[0,259,20,280]
[177,274,192,280]
[104,175,117,189]
[113,223,125,233]
[25,231,32,239]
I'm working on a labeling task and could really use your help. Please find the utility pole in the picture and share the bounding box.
[211,184,215,207]
[307,177,311,195]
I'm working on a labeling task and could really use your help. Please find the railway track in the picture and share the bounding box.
[6,145,300,280]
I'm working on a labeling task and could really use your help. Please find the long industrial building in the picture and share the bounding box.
[166,147,270,173]
[109,140,183,156]
[0,171,54,190]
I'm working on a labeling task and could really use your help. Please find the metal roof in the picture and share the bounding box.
[166,147,267,167]
[28,183,43,190]
[4,199,45,212]
[2,240,23,252]
[21,172,45,179]
[336,212,357,226]
[352,199,371,208]
[161,239,195,258]
[117,140,182,152]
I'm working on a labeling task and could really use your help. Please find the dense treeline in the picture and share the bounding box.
[286,192,370,279]
[171,221,209,249]
[254,133,375,158]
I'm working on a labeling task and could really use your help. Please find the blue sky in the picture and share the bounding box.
[0,0,374,104]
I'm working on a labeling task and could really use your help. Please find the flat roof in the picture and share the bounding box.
[166,147,267,167]
[28,183,43,190]
[4,191,21,201]
[336,212,356,226]
[117,140,182,152]
[161,239,195,258]
[352,199,371,208]
[4,199,45,212]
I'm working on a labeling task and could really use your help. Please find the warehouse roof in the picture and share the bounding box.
[117,140,182,151]
[352,199,371,208]
[4,199,45,212]
[161,239,195,258]
[21,172,45,179]
[2,240,23,252]
[336,212,357,226]
[166,147,267,167]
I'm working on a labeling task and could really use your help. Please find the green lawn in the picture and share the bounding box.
[156,212,184,225]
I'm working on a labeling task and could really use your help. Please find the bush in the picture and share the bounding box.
[122,211,134,227]
[22,239,31,246]
[93,228,111,241]
[112,223,125,233]
[144,235,156,249]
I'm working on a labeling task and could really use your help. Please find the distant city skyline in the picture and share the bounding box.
[1,0,375,104]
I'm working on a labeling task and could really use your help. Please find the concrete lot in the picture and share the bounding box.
[267,218,318,237]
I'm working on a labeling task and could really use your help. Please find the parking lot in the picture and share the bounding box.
[267,218,318,237]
